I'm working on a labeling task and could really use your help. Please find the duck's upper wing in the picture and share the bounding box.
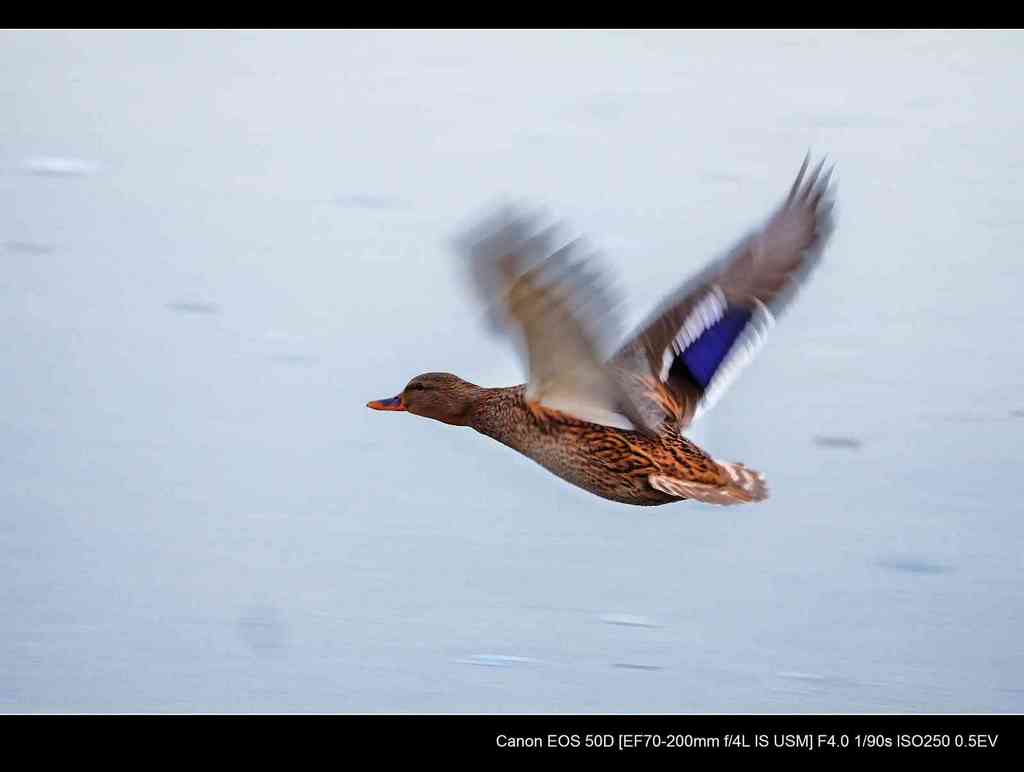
[612,155,836,430]
[455,209,658,436]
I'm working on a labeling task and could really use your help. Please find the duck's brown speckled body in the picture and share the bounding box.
[368,156,835,507]
[469,385,730,506]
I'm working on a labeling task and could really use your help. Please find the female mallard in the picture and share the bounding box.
[368,156,834,506]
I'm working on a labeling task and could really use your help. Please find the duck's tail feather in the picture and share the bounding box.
[649,462,768,506]
[714,460,769,502]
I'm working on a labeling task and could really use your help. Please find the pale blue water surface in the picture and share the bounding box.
[1,30,1022,712]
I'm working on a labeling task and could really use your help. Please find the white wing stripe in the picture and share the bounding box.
[658,285,727,382]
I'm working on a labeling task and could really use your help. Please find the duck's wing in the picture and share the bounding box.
[612,155,836,431]
[455,208,658,436]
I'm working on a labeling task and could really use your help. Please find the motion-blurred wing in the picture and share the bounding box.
[613,155,836,429]
[455,208,657,435]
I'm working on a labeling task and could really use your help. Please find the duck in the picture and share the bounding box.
[367,156,835,506]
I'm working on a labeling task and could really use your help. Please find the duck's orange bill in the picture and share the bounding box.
[366,395,406,411]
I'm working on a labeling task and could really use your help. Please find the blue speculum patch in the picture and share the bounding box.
[674,307,752,389]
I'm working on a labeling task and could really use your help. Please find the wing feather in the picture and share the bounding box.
[454,208,657,435]
[613,154,836,429]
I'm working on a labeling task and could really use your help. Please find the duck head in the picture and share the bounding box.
[367,372,480,426]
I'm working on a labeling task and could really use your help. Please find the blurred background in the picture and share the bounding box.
[1,29,1022,713]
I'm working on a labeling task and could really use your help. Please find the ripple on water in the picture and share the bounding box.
[21,156,101,176]
[812,435,863,450]
[236,604,289,655]
[456,654,539,668]
[166,300,221,315]
[875,556,954,575]
[4,241,55,255]
[599,614,660,628]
